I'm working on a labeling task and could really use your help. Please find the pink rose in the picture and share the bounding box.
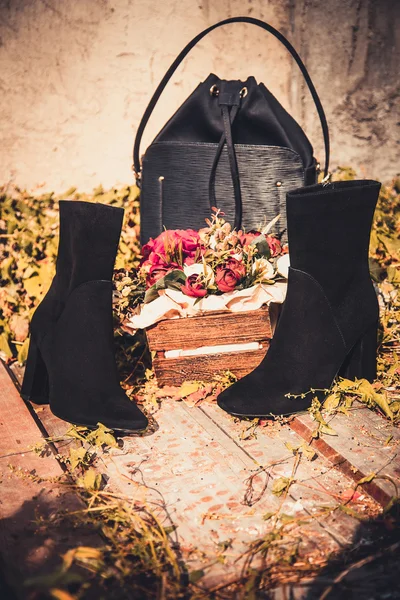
[239,230,262,248]
[141,231,180,262]
[146,263,181,287]
[265,235,282,258]
[179,229,201,258]
[181,274,207,298]
[215,257,246,293]
[141,229,202,266]
[141,251,166,269]
[141,237,157,262]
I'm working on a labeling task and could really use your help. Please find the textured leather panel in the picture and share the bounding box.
[141,141,308,245]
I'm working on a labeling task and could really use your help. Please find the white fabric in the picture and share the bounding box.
[125,282,288,332]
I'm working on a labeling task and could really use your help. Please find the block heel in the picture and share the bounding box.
[338,321,378,382]
[20,337,50,405]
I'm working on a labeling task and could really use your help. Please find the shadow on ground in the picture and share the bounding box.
[270,499,400,600]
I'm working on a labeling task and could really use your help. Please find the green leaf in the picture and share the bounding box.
[323,393,340,412]
[163,525,177,534]
[337,378,357,391]
[23,261,54,299]
[79,467,102,491]
[63,187,77,197]
[250,234,271,258]
[143,269,187,304]
[86,423,118,448]
[300,442,317,461]
[17,337,30,364]
[369,257,387,282]
[319,423,338,436]
[378,233,400,260]
[144,284,160,304]
[0,332,13,359]
[279,513,296,524]
[356,472,376,487]
[179,381,201,397]
[23,275,42,298]
[189,569,205,584]
[162,269,187,287]
[338,504,366,520]
[356,379,394,420]
[69,447,88,470]
[387,265,400,284]
[263,512,276,521]
[65,425,89,441]
[390,401,400,414]
[284,441,298,453]
[1,256,14,280]
[285,441,316,460]
[272,476,292,497]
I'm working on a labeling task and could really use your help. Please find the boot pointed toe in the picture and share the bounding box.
[51,388,149,433]
[99,396,149,433]
[217,376,267,417]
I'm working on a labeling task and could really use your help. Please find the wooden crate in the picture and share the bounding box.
[145,304,280,386]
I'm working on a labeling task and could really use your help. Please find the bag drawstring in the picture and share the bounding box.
[208,84,245,230]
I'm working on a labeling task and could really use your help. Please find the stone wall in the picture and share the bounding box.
[0,0,398,192]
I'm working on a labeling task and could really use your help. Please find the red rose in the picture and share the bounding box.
[179,229,201,257]
[181,274,207,298]
[141,251,167,269]
[215,258,246,293]
[146,263,181,287]
[239,230,262,248]
[265,235,282,257]
[141,238,156,262]
[144,231,179,259]
[141,229,202,266]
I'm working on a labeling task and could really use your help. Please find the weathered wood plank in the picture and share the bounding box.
[291,405,400,506]
[0,360,100,599]
[152,346,269,386]
[145,306,273,351]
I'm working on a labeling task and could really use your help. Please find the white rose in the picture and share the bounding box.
[276,254,290,279]
[252,257,275,281]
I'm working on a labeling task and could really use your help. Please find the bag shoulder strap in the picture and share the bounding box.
[133,16,330,179]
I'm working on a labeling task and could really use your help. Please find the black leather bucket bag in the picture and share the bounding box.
[133,17,330,245]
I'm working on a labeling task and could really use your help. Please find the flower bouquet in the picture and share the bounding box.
[118,210,289,386]
[125,209,289,331]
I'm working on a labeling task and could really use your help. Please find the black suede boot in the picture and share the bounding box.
[21,201,148,433]
[217,179,381,418]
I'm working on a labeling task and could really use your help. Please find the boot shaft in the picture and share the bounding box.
[31,201,124,343]
[286,180,381,307]
[57,201,124,296]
